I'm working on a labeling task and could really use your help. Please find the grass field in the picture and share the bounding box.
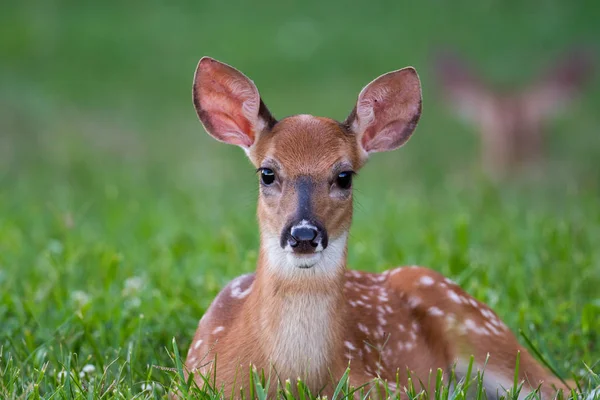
[1,1,600,398]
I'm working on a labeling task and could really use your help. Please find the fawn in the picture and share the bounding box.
[432,48,593,178]
[184,57,572,398]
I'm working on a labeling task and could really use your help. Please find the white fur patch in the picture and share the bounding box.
[464,319,490,336]
[269,293,334,379]
[407,296,422,309]
[230,274,253,299]
[447,289,462,304]
[418,276,435,286]
[212,326,225,334]
[428,306,444,316]
[358,323,369,334]
[262,232,348,279]
[294,114,319,123]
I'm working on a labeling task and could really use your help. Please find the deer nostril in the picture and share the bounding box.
[290,226,318,242]
[283,221,328,252]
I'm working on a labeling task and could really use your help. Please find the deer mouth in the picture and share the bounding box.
[286,250,322,269]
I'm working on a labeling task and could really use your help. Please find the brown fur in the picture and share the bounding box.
[252,116,362,242]
[182,57,573,399]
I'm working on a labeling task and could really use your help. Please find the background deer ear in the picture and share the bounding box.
[193,57,276,148]
[432,49,492,125]
[345,67,422,154]
[521,48,594,121]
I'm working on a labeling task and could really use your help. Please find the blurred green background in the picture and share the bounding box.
[1,0,599,397]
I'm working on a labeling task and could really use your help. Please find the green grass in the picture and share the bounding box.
[1,0,600,398]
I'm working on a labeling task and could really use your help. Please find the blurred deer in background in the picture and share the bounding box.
[433,48,594,178]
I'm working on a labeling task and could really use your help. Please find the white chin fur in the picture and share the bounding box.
[263,232,348,279]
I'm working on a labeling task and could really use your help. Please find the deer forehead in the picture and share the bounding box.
[251,115,363,175]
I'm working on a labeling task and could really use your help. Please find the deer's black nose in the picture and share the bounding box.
[282,220,328,253]
[290,226,318,244]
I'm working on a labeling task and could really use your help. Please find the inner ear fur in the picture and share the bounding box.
[193,57,276,148]
[345,67,422,154]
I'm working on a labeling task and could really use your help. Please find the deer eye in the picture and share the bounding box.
[336,171,353,189]
[259,168,276,185]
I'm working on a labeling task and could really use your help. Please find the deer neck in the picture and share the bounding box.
[244,234,349,385]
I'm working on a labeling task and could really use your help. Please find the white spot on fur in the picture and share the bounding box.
[193,339,203,350]
[481,307,495,320]
[349,270,362,278]
[344,341,356,350]
[411,321,420,332]
[419,276,435,286]
[444,277,456,286]
[447,290,462,304]
[484,321,502,335]
[428,306,444,316]
[212,326,225,334]
[358,323,369,334]
[407,296,422,309]
[386,381,398,393]
[464,319,490,336]
[230,274,253,299]
[378,293,389,302]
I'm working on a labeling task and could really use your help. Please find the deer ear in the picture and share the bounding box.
[345,67,422,154]
[432,49,491,124]
[193,57,276,148]
[522,48,594,121]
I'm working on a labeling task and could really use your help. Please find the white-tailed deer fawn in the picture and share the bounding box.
[184,57,573,398]
[433,48,593,178]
